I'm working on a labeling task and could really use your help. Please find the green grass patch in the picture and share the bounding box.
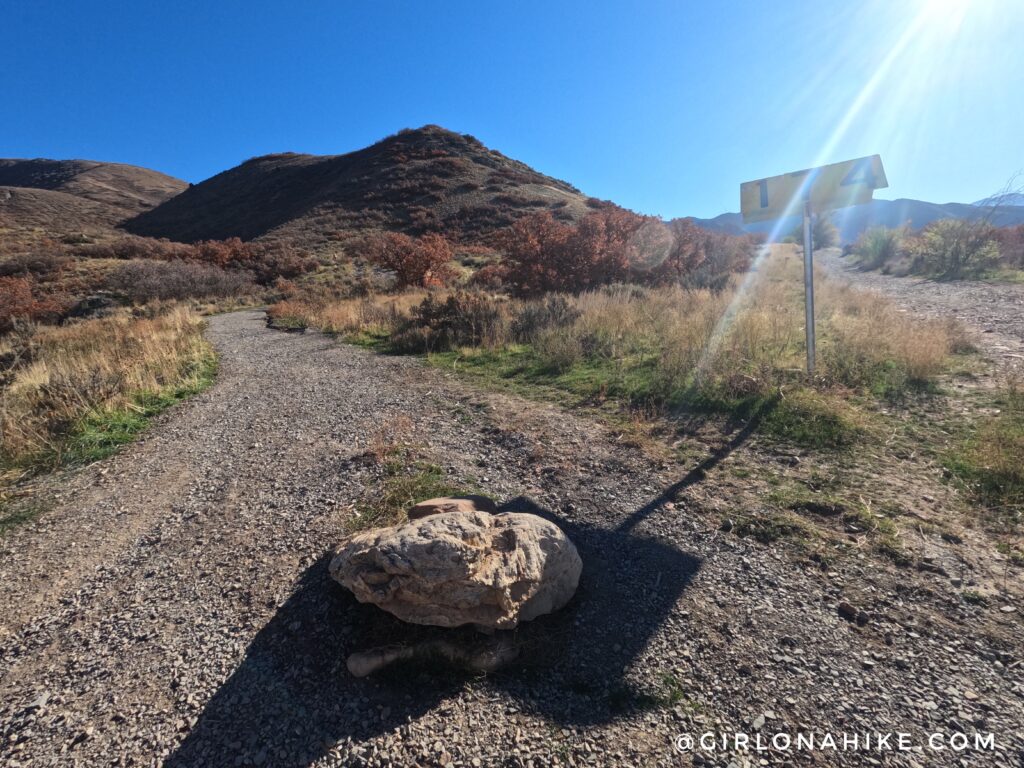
[0,502,43,536]
[996,542,1024,567]
[765,482,911,561]
[961,590,987,606]
[765,484,849,516]
[0,349,217,538]
[61,352,218,466]
[945,386,1024,531]
[338,327,393,350]
[733,511,811,544]
[978,268,1024,284]
[678,386,865,449]
[266,314,308,331]
[429,346,865,450]
[607,674,694,714]
[352,453,475,531]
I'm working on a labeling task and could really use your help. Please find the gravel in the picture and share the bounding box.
[0,309,1021,767]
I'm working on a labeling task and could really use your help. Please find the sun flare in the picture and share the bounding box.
[919,0,972,29]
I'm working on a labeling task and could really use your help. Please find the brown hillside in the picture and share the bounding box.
[0,186,126,232]
[124,125,602,248]
[0,158,187,221]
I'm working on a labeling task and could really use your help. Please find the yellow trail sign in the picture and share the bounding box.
[740,155,888,224]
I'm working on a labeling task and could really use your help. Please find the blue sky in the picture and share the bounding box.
[3,0,1022,218]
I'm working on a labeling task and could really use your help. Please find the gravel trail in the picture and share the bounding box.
[0,310,1021,767]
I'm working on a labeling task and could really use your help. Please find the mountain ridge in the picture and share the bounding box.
[2,132,1021,248]
[691,196,1024,243]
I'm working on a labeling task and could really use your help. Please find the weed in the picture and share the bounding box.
[0,501,44,536]
[657,673,686,707]
[353,452,474,530]
[995,542,1024,567]
[1,308,216,472]
[733,511,810,544]
[61,353,216,465]
[875,540,914,567]
[961,590,987,606]
[945,382,1024,530]
[293,248,957,452]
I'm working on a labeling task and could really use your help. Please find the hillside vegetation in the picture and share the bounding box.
[0,158,186,225]
[125,125,600,249]
[851,219,1024,280]
[1,307,214,526]
[270,244,962,449]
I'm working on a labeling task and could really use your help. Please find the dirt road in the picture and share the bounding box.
[1,310,1021,767]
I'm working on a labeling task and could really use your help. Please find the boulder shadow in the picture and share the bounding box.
[165,555,458,767]
[168,498,700,766]
[485,497,701,726]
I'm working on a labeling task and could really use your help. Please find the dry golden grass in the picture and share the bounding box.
[1,307,214,468]
[267,291,436,337]
[277,246,962,404]
[815,260,960,388]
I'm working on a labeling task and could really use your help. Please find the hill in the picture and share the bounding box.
[973,192,1024,208]
[0,186,128,231]
[124,125,598,248]
[0,158,187,224]
[693,197,1024,243]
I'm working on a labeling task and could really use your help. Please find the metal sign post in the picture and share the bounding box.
[740,154,889,376]
[802,200,816,375]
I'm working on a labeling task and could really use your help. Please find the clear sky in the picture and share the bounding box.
[3,0,1022,218]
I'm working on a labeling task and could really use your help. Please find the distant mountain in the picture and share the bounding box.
[973,192,1024,208]
[0,159,186,227]
[683,212,746,236]
[692,197,1024,244]
[125,125,599,249]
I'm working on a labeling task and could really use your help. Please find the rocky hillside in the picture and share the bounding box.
[124,125,599,248]
[0,158,186,228]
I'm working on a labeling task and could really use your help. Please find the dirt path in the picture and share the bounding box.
[1,311,1021,767]
[819,249,1024,376]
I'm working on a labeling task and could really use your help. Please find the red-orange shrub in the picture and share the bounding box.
[654,219,707,283]
[365,232,455,288]
[0,277,65,331]
[500,209,646,295]
[74,236,315,285]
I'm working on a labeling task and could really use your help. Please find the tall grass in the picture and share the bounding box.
[947,381,1024,530]
[268,292,431,342]
[1,307,215,473]
[271,248,962,447]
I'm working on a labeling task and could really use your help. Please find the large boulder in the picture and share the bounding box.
[329,506,582,630]
[408,495,499,520]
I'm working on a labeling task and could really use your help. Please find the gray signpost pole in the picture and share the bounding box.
[802,200,816,375]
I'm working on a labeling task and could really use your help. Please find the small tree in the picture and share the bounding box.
[790,214,838,249]
[911,219,1000,278]
[992,224,1024,269]
[658,218,707,283]
[499,212,571,296]
[365,232,455,289]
